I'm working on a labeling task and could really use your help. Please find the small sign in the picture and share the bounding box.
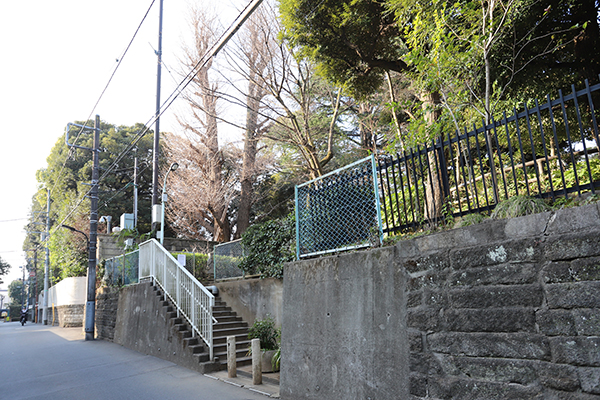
[177,254,186,267]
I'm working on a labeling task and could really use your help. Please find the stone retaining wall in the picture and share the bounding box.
[95,286,120,341]
[281,203,600,399]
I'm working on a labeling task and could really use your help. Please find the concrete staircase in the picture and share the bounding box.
[152,283,251,372]
[212,296,252,369]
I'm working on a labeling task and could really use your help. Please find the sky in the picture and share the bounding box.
[0,0,247,291]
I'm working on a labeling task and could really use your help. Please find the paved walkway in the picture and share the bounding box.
[0,321,277,400]
[206,365,280,398]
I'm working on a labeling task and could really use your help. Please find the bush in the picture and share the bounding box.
[172,252,210,282]
[248,315,280,351]
[239,214,295,279]
[491,195,551,219]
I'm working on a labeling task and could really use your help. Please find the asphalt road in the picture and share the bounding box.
[0,321,265,400]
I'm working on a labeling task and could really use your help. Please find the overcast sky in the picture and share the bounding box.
[0,0,247,290]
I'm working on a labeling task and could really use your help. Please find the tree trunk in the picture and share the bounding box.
[421,91,444,224]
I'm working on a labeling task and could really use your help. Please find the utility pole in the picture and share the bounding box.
[151,0,164,234]
[43,189,50,325]
[134,149,138,228]
[64,115,100,340]
[85,115,100,341]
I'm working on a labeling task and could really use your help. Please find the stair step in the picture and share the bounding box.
[213,326,248,337]
[218,355,253,367]
[173,324,188,332]
[214,315,242,323]
[183,337,199,346]
[213,340,251,353]
[193,352,211,363]
[214,321,247,330]
[213,334,249,345]
[188,344,205,354]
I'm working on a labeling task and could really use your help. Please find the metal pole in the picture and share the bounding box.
[42,189,50,325]
[151,0,164,234]
[85,115,100,341]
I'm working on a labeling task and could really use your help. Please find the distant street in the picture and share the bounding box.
[0,322,265,400]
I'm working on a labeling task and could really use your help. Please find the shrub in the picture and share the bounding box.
[248,315,280,351]
[239,214,295,279]
[491,195,551,219]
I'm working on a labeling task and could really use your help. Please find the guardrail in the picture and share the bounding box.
[139,239,216,360]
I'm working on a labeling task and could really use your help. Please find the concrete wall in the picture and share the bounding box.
[38,277,86,327]
[215,277,283,327]
[281,203,600,399]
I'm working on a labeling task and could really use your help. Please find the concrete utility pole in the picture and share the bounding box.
[85,115,100,341]
[151,0,164,234]
[43,189,50,325]
[64,115,100,340]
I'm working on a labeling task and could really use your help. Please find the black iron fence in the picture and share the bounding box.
[378,78,600,235]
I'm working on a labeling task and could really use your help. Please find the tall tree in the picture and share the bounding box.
[166,8,235,242]
[25,120,155,282]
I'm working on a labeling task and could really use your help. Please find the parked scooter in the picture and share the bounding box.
[20,309,27,326]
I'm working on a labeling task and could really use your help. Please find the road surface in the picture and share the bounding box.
[0,321,266,400]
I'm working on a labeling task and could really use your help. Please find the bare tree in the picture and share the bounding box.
[166,8,234,242]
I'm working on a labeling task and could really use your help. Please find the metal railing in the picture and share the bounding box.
[104,250,139,286]
[295,155,383,258]
[139,239,216,360]
[213,239,245,280]
[378,78,600,234]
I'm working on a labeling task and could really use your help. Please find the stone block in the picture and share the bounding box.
[546,282,600,309]
[444,308,537,332]
[505,211,552,238]
[408,308,441,331]
[409,372,427,397]
[545,232,600,261]
[542,261,576,283]
[427,332,551,360]
[573,309,600,336]
[578,367,600,394]
[449,284,543,308]
[538,363,580,392]
[450,239,540,270]
[550,337,600,366]
[570,257,600,282]
[403,254,451,274]
[425,288,450,308]
[428,376,542,400]
[407,290,423,308]
[537,310,577,336]
[435,355,538,385]
[408,269,447,291]
[546,204,600,236]
[448,263,538,286]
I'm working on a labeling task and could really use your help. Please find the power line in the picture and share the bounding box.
[47,0,158,199]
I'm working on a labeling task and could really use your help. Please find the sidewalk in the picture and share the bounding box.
[206,365,280,398]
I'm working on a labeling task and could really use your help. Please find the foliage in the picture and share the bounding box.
[172,252,210,282]
[491,195,551,219]
[8,280,25,306]
[0,256,10,284]
[238,215,295,279]
[25,120,155,284]
[248,315,280,351]
[454,213,487,228]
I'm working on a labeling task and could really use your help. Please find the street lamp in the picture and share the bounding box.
[60,225,90,248]
[160,162,179,245]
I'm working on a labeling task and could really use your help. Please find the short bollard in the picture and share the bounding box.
[251,338,262,385]
[227,335,236,378]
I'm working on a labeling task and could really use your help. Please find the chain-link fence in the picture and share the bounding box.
[213,239,245,280]
[104,250,139,286]
[295,155,383,258]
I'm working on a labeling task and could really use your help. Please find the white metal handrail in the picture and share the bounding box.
[138,239,215,360]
